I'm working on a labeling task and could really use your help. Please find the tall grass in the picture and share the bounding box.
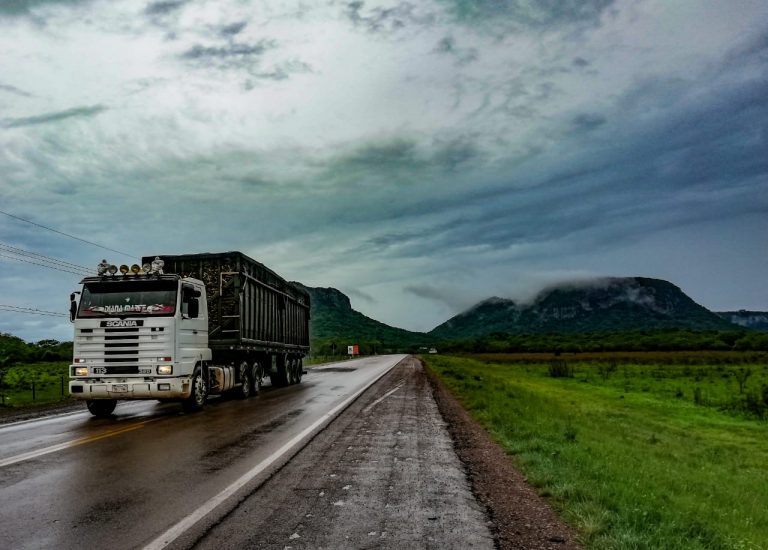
[425,354,768,549]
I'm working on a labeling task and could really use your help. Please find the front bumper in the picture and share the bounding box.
[69,377,192,400]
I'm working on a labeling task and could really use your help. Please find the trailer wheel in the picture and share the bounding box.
[86,399,116,417]
[182,367,208,412]
[295,358,303,384]
[250,361,263,395]
[272,356,288,387]
[286,358,296,385]
[235,361,251,399]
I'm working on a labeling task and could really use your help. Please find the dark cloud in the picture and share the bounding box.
[572,57,590,67]
[180,41,274,60]
[342,139,419,170]
[346,1,434,34]
[0,0,84,17]
[2,105,107,128]
[324,136,482,189]
[144,0,187,16]
[572,113,606,132]
[403,284,480,312]
[344,288,376,304]
[339,52,768,265]
[0,83,34,98]
[220,21,247,37]
[434,35,478,64]
[443,0,615,28]
[432,137,480,171]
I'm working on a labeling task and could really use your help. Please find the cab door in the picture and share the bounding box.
[179,283,208,373]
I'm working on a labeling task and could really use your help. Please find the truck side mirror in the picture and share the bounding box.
[69,291,80,322]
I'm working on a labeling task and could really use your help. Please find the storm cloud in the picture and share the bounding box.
[0,0,766,340]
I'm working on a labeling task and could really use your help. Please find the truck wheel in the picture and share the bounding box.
[182,367,208,413]
[295,358,303,384]
[235,361,251,399]
[250,361,263,395]
[86,399,116,417]
[272,356,288,387]
[287,358,296,385]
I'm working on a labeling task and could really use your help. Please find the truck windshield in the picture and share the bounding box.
[78,280,178,318]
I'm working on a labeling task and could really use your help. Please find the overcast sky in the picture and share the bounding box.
[1,0,767,342]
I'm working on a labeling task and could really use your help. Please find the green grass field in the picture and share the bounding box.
[0,361,71,408]
[424,354,768,549]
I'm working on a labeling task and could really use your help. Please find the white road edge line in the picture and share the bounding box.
[362,380,405,414]
[142,355,406,550]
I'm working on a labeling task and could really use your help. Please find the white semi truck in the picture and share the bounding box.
[68,252,310,417]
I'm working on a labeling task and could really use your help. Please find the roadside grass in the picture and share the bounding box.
[424,354,768,549]
[0,361,71,408]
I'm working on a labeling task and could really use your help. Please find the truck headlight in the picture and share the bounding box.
[157,365,173,375]
[74,367,88,376]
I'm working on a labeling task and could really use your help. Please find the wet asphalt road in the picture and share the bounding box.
[0,355,406,550]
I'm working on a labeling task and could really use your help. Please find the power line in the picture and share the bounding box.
[0,305,68,318]
[0,252,90,277]
[0,242,92,273]
[0,208,135,258]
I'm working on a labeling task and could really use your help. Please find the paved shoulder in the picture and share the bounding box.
[195,356,494,549]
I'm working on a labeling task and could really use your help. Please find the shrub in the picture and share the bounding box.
[549,359,573,378]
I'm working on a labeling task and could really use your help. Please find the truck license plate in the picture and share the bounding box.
[111,384,129,393]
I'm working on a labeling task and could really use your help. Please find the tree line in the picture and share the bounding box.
[0,333,73,366]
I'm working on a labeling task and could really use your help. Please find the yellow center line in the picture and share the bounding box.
[0,417,162,469]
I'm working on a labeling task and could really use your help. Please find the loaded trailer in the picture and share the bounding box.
[68,251,310,416]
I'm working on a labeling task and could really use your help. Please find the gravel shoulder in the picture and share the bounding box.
[423,359,581,550]
[194,356,494,549]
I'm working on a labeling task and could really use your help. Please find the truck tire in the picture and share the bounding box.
[287,358,296,385]
[272,356,288,387]
[295,358,303,384]
[250,361,263,395]
[86,399,116,417]
[182,367,208,413]
[234,361,251,399]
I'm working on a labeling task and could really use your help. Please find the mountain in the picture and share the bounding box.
[293,284,432,352]
[716,311,768,331]
[429,277,735,339]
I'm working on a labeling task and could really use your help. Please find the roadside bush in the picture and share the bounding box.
[548,359,573,378]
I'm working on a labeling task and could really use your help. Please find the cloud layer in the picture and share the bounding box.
[1,0,767,341]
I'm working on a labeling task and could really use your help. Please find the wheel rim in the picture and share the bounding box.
[194,373,206,406]
[239,361,251,397]
[252,362,262,392]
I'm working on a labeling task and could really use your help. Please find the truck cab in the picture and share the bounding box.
[69,265,212,416]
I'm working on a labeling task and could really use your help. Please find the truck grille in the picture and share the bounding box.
[74,326,171,369]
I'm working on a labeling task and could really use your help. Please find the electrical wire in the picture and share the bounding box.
[0,305,68,318]
[0,252,90,277]
[0,242,92,273]
[0,208,135,258]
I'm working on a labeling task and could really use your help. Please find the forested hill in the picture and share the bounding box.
[293,283,433,353]
[430,277,735,339]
